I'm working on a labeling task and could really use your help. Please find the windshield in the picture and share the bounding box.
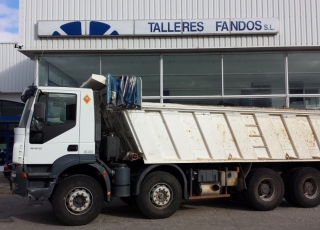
[18,96,35,128]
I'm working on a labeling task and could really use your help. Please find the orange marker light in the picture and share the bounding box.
[21,172,27,178]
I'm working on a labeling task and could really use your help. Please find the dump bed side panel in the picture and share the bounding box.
[122,104,320,164]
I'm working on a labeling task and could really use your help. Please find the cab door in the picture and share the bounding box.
[24,91,80,164]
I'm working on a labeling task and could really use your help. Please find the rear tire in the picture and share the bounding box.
[244,168,284,211]
[52,175,104,226]
[136,171,181,219]
[288,167,320,208]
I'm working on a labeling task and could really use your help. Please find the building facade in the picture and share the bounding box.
[0,43,34,166]
[16,0,320,109]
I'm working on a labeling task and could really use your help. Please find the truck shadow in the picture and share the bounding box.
[103,197,296,220]
[101,198,145,219]
[12,197,295,225]
[180,198,251,211]
[101,197,255,220]
[182,199,294,211]
[180,199,295,211]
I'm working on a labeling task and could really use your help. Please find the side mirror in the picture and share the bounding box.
[33,102,45,121]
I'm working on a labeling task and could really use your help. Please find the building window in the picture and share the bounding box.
[0,100,23,164]
[39,56,100,87]
[224,54,285,95]
[101,55,160,97]
[0,100,24,116]
[288,53,320,109]
[163,54,222,99]
[223,54,285,107]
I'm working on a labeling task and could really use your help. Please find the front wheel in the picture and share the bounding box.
[244,168,284,211]
[52,175,104,226]
[136,171,182,219]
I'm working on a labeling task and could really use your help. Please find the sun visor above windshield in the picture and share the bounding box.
[80,74,107,90]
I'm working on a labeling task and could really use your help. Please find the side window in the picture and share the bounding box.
[47,94,77,126]
[30,93,77,144]
[30,94,47,144]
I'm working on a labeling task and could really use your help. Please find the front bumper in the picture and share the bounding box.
[11,164,56,200]
[11,165,27,197]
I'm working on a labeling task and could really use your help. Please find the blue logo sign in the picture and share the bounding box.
[89,21,119,35]
[50,21,120,36]
[52,21,82,36]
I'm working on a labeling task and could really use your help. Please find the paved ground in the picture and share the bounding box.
[0,177,320,230]
[0,176,11,195]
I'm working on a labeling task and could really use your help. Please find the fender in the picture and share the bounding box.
[132,164,188,200]
[50,155,112,201]
[89,163,112,201]
[49,154,96,178]
[28,155,112,200]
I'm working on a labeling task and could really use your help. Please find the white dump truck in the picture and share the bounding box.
[11,74,320,226]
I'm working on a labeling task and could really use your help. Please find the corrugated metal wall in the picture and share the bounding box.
[20,0,320,52]
[0,43,34,93]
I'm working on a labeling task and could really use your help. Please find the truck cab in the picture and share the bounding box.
[11,86,107,221]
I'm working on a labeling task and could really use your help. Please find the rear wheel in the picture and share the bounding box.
[52,175,104,226]
[288,167,320,208]
[244,168,284,211]
[136,171,181,219]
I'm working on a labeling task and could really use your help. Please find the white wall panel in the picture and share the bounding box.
[19,0,320,55]
[0,43,34,93]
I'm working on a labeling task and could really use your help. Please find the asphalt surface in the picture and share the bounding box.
[0,177,320,230]
[0,176,11,195]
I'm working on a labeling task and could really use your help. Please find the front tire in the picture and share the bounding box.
[244,168,284,211]
[52,175,104,226]
[136,171,182,219]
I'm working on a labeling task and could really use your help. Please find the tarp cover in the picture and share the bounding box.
[106,73,142,108]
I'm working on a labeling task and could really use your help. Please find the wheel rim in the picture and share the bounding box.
[65,187,93,215]
[258,179,276,201]
[149,183,173,208]
[303,177,319,199]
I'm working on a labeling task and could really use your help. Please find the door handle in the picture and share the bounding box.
[67,145,78,152]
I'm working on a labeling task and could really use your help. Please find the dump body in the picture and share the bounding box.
[121,103,320,164]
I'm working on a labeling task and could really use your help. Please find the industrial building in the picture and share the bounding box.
[0,43,33,168]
